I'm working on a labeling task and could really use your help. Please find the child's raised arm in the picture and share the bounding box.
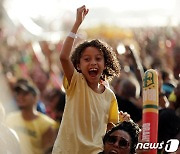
[59,5,89,84]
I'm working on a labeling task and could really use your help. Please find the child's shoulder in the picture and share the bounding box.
[101,80,115,94]
[103,84,115,98]
[105,86,115,95]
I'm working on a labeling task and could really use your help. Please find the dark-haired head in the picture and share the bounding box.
[71,39,120,81]
[102,121,140,154]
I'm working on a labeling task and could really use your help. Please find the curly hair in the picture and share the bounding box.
[71,39,120,81]
[103,121,141,154]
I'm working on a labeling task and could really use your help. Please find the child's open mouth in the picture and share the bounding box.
[88,68,98,77]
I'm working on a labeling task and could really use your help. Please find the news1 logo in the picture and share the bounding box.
[136,139,179,152]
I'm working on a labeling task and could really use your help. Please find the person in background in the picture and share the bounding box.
[30,66,50,114]
[158,108,180,154]
[172,45,180,80]
[99,120,141,154]
[161,69,177,98]
[115,77,142,124]
[168,80,180,118]
[46,88,66,126]
[52,5,130,154]
[6,79,57,154]
[157,70,171,109]
[123,45,144,84]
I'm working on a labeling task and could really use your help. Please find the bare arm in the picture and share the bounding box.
[125,45,144,83]
[106,112,131,132]
[42,127,56,153]
[60,5,89,84]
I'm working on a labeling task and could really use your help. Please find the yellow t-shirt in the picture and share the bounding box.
[52,69,119,154]
[6,111,57,154]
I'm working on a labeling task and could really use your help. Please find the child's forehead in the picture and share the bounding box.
[81,46,103,56]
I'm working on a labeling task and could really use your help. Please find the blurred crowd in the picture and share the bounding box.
[0,23,180,153]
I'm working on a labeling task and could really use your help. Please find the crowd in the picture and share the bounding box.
[0,4,180,154]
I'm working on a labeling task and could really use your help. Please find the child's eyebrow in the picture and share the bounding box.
[81,55,90,58]
[96,54,104,56]
[82,53,104,57]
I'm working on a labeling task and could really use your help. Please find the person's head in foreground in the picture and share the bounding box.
[100,120,141,154]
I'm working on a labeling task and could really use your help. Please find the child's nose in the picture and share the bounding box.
[90,59,97,65]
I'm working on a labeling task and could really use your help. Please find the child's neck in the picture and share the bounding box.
[88,82,105,94]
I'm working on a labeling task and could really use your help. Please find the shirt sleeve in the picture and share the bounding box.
[38,114,57,134]
[63,69,78,95]
[108,95,119,124]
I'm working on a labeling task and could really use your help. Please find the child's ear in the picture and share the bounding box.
[77,64,81,71]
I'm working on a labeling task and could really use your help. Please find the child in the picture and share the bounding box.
[52,5,129,154]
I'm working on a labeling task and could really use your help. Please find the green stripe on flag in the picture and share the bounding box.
[143,104,158,109]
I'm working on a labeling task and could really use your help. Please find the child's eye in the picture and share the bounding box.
[96,57,102,61]
[84,58,90,62]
